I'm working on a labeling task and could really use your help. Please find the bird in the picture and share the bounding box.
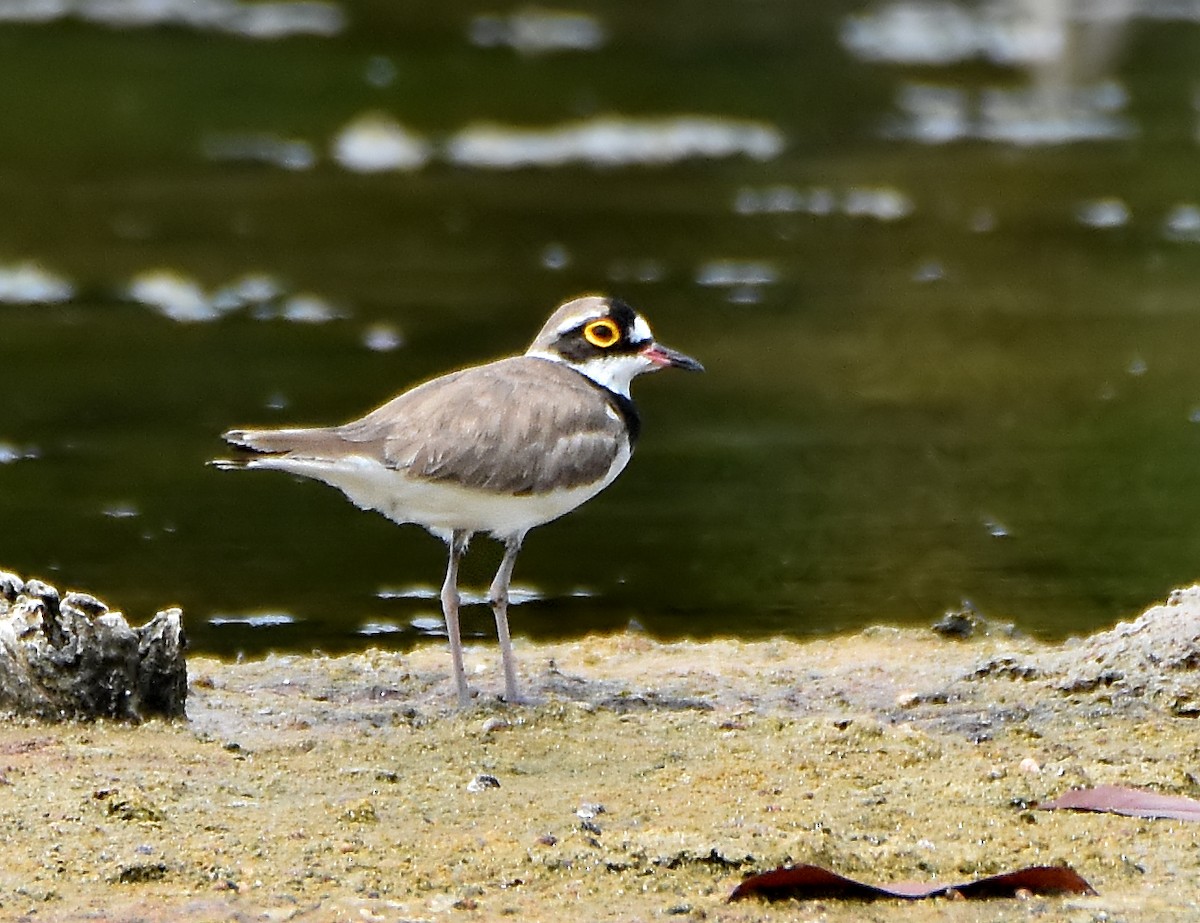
[214,294,703,705]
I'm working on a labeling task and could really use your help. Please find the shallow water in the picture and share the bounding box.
[3,2,1200,655]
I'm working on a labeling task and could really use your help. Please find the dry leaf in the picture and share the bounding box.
[728,863,1095,902]
[1041,784,1200,821]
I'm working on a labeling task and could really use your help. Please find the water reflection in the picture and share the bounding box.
[125,269,340,324]
[0,261,73,303]
[468,8,606,55]
[2,2,1200,656]
[443,116,784,169]
[202,133,317,171]
[847,0,1136,144]
[331,114,433,173]
[0,0,344,38]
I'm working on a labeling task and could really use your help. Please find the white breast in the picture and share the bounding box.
[247,442,633,540]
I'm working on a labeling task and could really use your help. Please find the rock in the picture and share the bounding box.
[1053,585,1200,702]
[0,571,24,601]
[932,602,979,638]
[113,862,168,884]
[0,571,187,721]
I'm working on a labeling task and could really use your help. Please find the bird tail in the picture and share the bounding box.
[216,424,307,468]
[211,427,319,470]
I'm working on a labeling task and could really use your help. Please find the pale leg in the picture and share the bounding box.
[441,529,472,706]
[488,532,525,703]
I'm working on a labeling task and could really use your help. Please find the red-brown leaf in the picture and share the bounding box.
[1041,784,1200,821]
[952,866,1097,899]
[728,863,1095,902]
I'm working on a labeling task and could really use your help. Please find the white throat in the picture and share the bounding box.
[526,349,656,397]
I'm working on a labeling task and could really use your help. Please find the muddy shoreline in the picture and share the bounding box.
[4,590,1200,921]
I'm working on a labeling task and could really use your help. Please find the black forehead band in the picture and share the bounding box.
[606,297,639,332]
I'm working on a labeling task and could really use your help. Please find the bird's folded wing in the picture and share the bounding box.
[339,357,628,495]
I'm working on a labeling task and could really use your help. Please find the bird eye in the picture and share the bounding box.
[583,318,621,348]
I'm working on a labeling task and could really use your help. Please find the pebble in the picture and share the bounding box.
[467,773,501,793]
[480,716,510,735]
[894,691,921,709]
[576,802,606,820]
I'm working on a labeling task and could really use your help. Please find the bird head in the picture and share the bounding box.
[527,295,704,396]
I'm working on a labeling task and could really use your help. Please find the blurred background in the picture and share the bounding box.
[3,0,1200,656]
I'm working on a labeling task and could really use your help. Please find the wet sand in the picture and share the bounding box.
[3,590,1200,922]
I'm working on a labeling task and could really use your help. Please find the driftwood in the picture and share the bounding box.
[0,571,187,721]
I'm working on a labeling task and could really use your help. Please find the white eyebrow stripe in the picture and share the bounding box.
[553,307,653,342]
[555,310,601,336]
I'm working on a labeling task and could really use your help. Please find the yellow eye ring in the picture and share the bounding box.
[583,318,621,348]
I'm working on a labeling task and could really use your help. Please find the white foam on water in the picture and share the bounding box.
[1076,198,1130,229]
[843,186,915,221]
[842,1,1066,66]
[445,116,784,169]
[202,134,316,171]
[0,261,74,303]
[0,0,345,38]
[280,294,339,324]
[209,612,299,628]
[331,113,432,173]
[127,268,342,324]
[1163,204,1200,242]
[0,443,39,464]
[540,243,571,270]
[357,620,404,636]
[127,270,219,322]
[889,81,1134,146]
[210,273,286,313]
[695,260,778,287]
[362,323,405,353]
[735,185,913,221]
[377,584,543,606]
[469,8,606,54]
[409,615,445,635]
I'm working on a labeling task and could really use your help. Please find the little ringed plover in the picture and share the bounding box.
[214,294,703,705]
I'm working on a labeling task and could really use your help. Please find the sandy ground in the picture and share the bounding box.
[3,591,1200,922]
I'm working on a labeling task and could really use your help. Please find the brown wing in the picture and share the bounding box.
[355,357,627,494]
[236,357,629,495]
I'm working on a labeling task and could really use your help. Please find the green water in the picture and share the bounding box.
[3,3,1200,655]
